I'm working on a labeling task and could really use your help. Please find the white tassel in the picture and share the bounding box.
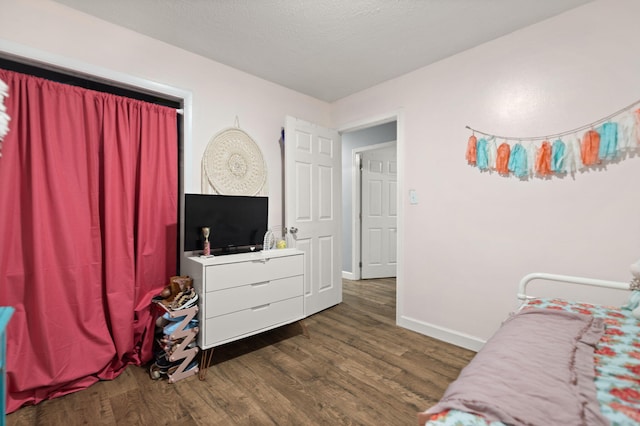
[0,77,10,157]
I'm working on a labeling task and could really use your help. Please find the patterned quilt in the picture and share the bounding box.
[422,298,640,426]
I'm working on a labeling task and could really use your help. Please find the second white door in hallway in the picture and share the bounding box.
[360,144,397,279]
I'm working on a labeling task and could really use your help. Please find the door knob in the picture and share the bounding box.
[289,227,298,234]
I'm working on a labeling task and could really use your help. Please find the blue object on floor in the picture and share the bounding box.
[1,306,15,426]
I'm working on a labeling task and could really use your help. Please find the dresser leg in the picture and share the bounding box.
[198,347,215,380]
[299,319,310,339]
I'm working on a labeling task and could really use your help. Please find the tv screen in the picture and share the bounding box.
[184,194,268,255]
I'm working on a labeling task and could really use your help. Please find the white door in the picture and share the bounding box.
[361,145,397,279]
[284,116,342,316]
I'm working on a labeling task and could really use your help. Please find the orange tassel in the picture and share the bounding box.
[496,143,510,174]
[535,141,552,176]
[580,130,600,165]
[466,135,477,165]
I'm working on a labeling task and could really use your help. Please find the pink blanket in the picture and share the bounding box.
[425,308,609,426]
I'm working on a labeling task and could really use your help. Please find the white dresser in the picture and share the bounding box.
[181,248,305,350]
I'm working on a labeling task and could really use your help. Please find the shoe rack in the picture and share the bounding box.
[163,305,199,383]
[151,303,200,383]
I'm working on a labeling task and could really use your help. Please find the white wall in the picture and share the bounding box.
[332,0,640,349]
[0,0,330,235]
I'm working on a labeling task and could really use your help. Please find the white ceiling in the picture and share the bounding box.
[53,0,593,102]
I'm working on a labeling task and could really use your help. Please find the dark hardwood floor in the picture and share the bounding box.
[6,278,475,425]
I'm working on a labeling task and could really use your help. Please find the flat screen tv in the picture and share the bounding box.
[184,194,268,255]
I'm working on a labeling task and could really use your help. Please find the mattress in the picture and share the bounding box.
[422,298,640,425]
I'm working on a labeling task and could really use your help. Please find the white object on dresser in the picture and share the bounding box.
[181,248,306,354]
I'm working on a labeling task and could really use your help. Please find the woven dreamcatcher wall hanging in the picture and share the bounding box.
[201,118,268,196]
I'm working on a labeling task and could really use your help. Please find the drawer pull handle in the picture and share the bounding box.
[252,303,270,311]
[251,281,269,288]
[252,257,270,264]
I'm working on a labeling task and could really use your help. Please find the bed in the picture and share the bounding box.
[418,262,640,426]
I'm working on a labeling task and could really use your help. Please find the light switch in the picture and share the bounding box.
[409,189,418,205]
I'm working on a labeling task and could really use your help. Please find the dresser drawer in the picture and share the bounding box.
[204,254,303,291]
[205,275,302,318]
[204,296,303,346]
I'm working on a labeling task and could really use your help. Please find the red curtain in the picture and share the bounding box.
[0,69,178,413]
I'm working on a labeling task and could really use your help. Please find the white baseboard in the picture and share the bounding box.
[397,315,485,352]
[342,271,356,280]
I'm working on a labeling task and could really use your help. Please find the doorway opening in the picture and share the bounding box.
[339,111,403,325]
[340,120,398,281]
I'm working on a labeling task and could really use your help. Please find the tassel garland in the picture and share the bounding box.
[466,102,640,178]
